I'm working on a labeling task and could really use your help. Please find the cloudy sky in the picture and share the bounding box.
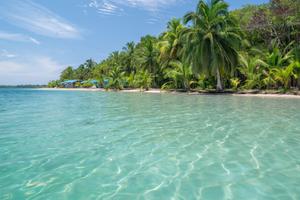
[0,0,267,85]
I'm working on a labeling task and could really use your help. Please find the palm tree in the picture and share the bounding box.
[60,66,74,81]
[108,66,125,90]
[238,56,264,89]
[139,36,159,73]
[272,61,300,90]
[158,18,185,64]
[256,42,295,89]
[183,0,242,91]
[262,42,294,69]
[134,70,153,90]
[162,60,192,90]
[138,35,161,87]
[122,42,136,74]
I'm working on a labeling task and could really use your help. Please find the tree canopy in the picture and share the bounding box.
[49,0,300,92]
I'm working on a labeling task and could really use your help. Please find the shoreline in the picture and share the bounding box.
[36,88,300,98]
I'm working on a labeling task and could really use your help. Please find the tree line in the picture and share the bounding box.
[48,0,300,92]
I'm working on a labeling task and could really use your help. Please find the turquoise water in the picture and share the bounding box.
[0,89,300,200]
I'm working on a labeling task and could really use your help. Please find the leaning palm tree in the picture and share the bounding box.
[183,0,242,91]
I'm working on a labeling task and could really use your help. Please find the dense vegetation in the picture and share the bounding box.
[49,0,300,92]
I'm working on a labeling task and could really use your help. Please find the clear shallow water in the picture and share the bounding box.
[0,89,300,200]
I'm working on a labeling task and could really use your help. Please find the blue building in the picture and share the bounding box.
[61,80,79,88]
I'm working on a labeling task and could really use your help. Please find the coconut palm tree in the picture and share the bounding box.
[183,0,242,91]
[139,36,159,74]
[60,66,74,81]
[134,70,153,90]
[162,60,192,90]
[158,18,185,63]
[122,42,136,74]
[137,35,161,87]
[108,66,125,90]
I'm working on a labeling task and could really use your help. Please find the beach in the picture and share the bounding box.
[38,88,300,98]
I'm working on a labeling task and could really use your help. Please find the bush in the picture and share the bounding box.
[48,80,60,88]
[82,82,94,88]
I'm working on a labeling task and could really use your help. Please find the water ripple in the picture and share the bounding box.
[0,89,300,199]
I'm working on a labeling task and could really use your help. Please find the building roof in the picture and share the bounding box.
[62,80,78,84]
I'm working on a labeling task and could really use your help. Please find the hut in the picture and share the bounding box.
[61,80,79,88]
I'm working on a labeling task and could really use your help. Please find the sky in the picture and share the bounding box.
[0,0,268,85]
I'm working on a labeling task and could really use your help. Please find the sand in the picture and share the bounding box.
[37,88,300,98]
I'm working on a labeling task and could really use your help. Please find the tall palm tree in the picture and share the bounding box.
[139,36,159,74]
[122,42,136,74]
[138,35,161,87]
[158,18,185,63]
[183,0,242,91]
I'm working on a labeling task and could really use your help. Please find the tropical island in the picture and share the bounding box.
[48,0,300,95]
[2,1,300,199]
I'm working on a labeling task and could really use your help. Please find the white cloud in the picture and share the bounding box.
[0,31,40,45]
[0,0,80,39]
[89,0,123,15]
[119,0,178,11]
[29,37,41,45]
[88,0,180,15]
[0,56,65,85]
[1,49,17,58]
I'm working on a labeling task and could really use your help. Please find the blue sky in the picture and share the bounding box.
[0,0,268,85]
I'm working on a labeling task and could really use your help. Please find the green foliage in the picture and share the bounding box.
[107,66,125,90]
[50,0,300,92]
[134,70,153,90]
[60,67,74,81]
[163,60,192,90]
[188,75,215,90]
[81,82,94,88]
[238,56,264,89]
[230,78,241,91]
[182,0,242,90]
[272,61,299,90]
[48,80,60,88]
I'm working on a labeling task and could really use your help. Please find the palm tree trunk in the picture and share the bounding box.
[216,67,223,91]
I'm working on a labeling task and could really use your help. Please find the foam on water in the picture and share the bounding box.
[0,88,300,199]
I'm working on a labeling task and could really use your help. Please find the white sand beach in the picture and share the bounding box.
[37,88,300,98]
